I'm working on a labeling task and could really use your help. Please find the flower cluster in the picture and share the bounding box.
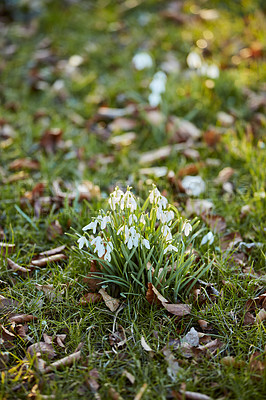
[78,185,193,261]
[148,71,167,107]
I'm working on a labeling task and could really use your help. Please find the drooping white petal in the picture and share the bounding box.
[182,222,193,237]
[200,231,214,246]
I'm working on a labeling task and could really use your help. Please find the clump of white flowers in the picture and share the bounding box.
[76,185,207,300]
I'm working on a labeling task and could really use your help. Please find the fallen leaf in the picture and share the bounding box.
[217,111,234,126]
[203,129,221,147]
[80,293,102,305]
[139,143,193,164]
[99,288,120,312]
[167,117,201,142]
[0,324,16,347]
[162,348,180,381]
[86,368,100,393]
[243,312,256,326]
[201,214,226,233]
[47,220,63,240]
[182,327,199,347]
[0,242,15,254]
[139,166,168,178]
[9,314,37,324]
[39,245,66,257]
[178,164,201,178]
[182,148,200,161]
[214,167,235,184]
[108,387,123,400]
[109,117,136,132]
[220,232,242,251]
[109,325,127,348]
[255,309,266,324]
[27,342,56,359]
[141,336,153,352]
[122,370,135,384]
[7,258,31,274]
[97,105,136,119]
[31,253,67,267]
[83,261,103,292]
[146,282,168,305]
[145,110,165,126]
[180,390,212,400]
[162,303,191,317]
[40,128,64,154]
[134,383,148,400]
[44,350,81,373]
[0,295,19,311]
[109,132,136,147]
[8,158,40,171]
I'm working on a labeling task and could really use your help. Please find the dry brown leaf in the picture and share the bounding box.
[7,258,31,274]
[56,334,66,348]
[47,220,63,240]
[243,311,256,326]
[83,261,103,292]
[198,338,222,354]
[109,117,136,132]
[203,129,221,147]
[167,116,201,142]
[139,143,193,165]
[0,295,19,311]
[40,245,66,257]
[31,253,67,267]
[255,309,266,324]
[162,348,180,381]
[145,110,165,126]
[97,105,136,119]
[108,387,124,400]
[0,324,16,346]
[177,163,201,178]
[109,325,127,348]
[9,158,40,171]
[162,303,191,317]
[182,148,200,161]
[80,292,102,305]
[9,314,37,324]
[220,232,242,251]
[109,132,136,147]
[40,128,63,154]
[145,282,168,305]
[214,167,235,184]
[4,171,29,183]
[134,383,148,400]
[201,214,226,233]
[43,333,53,345]
[0,242,15,254]
[99,288,120,312]
[180,390,212,400]
[44,350,81,373]
[122,370,135,384]
[86,368,100,393]
[27,342,56,359]
[141,336,153,352]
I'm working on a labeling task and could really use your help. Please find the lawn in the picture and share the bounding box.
[0,1,265,399]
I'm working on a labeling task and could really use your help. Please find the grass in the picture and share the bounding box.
[0,0,266,399]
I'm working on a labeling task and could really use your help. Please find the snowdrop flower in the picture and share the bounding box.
[140,214,146,225]
[200,231,214,246]
[121,191,137,212]
[165,210,175,224]
[148,92,162,107]
[149,186,161,203]
[182,176,206,197]
[129,214,138,226]
[99,215,111,230]
[104,242,113,262]
[187,51,202,69]
[161,225,173,242]
[132,52,153,70]
[182,221,193,237]
[109,187,124,210]
[91,236,105,258]
[141,238,150,249]
[77,236,89,249]
[149,71,167,94]
[199,63,219,79]
[83,220,98,234]
[164,244,179,254]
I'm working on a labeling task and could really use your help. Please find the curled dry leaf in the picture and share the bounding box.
[134,383,148,400]
[255,309,266,324]
[0,242,15,254]
[0,295,19,311]
[27,342,56,359]
[162,303,191,317]
[109,132,136,147]
[7,258,31,274]
[201,214,226,233]
[139,143,192,165]
[83,261,103,292]
[40,245,66,257]
[180,390,212,400]
[122,370,135,384]
[9,158,40,171]
[86,368,100,393]
[146,283,168,305]
[44,350,81,373]
[141,336,153,352]
[109,325,127,348]
[220,232,242,252]
[40,128,63,154]
[203,129,221,147]
[98,288,120,312]
[9,314,37,324]
[80,292,102,305]
[0,324,16,346]
[214,167,235,184]
[182,327,199,347]
[109,117,136,132]
[243,311,256,326]
[31,253,67,267]
[177,163,201,178]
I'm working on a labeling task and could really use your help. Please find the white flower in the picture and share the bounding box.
[129,214,138,226]
[132,52,153,70]
[164,244,179,254]
[140,214,146,225]
[91,236,105,258]
[104,242,113,262]
[187,51,202,69]
[149,71,167,94]
[161,225,172,242]
[165,210,175,224]
[77,236,89,249]
[99,215,111,230]
[200,231,214,246]
[182,222,193,237]
[108,187,124,210]
[82,220,98,234]
[121,191,137,212]
[199,63,219,79]
[182,176,206,197]
[141,238,150,249]
[149,187,161,203]
[148,92,161,107]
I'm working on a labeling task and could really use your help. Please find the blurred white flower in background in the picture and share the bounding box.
[182,175,206,197]
[200,231,214,246]
[132,52,153,70]
[186,51,202,69]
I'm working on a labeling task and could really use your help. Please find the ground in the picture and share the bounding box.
[0,1,265,399]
